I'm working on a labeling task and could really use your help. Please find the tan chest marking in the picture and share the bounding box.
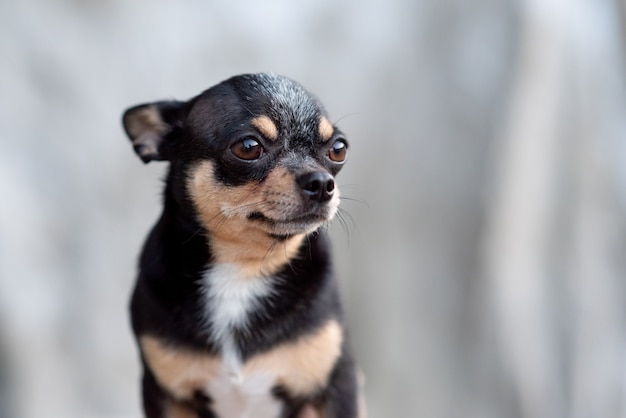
[140,319,343,402]
[140,337,222,400]
[244,319,343,396]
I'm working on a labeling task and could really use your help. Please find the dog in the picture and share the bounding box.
[122,73,363,418]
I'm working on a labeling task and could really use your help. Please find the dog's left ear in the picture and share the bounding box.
[122,100,186,163]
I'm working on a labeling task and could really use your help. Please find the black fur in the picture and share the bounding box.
[123,74,360,418]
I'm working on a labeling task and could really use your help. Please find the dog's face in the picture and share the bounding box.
[123,74,347,261]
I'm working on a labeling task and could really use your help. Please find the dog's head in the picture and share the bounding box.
[123,74,347,264]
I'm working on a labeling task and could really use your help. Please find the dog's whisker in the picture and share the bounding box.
[332,207,360,244]
[225,200,274,216]
[340,196,369,209]
[239,101,256,118]
[261,240,280,268]
[181,226,205,245]
[204,200,270,228]
[332,112,363,125]
[339,186,369,207]
[335,211,350,237]
[337,207,356,229]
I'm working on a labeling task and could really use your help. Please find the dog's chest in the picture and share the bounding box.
[200,264,281,416]
[141,332,284,417]
[205,357,282,418]
[140,265,342,417]
[201,264,275,344]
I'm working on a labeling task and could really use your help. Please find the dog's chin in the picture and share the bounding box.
[247,210,333,239]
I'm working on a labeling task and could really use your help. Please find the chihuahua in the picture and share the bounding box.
[122,73,362,418]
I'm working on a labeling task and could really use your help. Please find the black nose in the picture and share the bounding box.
[297,172,335,202]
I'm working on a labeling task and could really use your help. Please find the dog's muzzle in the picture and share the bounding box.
[297,171,335,203]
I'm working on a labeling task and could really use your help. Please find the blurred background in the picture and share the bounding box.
[1,0,626,417]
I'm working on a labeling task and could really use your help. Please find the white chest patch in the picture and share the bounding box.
[202,263,275,344]
[208,364,282,418]
[201,264,281,418]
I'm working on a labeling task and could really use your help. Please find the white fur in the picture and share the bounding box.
[202,263,275,344]
[208,364,282,418]
[201,264,281,418]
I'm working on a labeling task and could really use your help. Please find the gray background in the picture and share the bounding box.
[1,0,626,417]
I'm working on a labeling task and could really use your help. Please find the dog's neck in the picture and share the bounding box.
[205,228,305,279]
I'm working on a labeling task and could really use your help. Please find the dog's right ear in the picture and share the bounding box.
[122,100,186,163]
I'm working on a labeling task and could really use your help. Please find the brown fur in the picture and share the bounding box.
[186,160,307,278]
[165,401,198,418]
[124,105,167,138]
[243,319,343,396]
[251,115,279,141]
[140,319,342,404]
[124,105,169,160]
[318,116,334,142]
[141,336,222,400]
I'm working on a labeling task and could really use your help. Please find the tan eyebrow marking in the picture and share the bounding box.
[251,115,279,141]
[318,116,334,142]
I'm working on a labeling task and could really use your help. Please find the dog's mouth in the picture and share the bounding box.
[247,210,331,237]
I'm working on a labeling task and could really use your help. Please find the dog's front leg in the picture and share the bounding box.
[305,357,364,418]
[141,368,218,418]
[141,368,171,418]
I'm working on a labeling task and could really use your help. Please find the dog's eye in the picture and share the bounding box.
[329,140,347,163]
[231,137,264,161]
